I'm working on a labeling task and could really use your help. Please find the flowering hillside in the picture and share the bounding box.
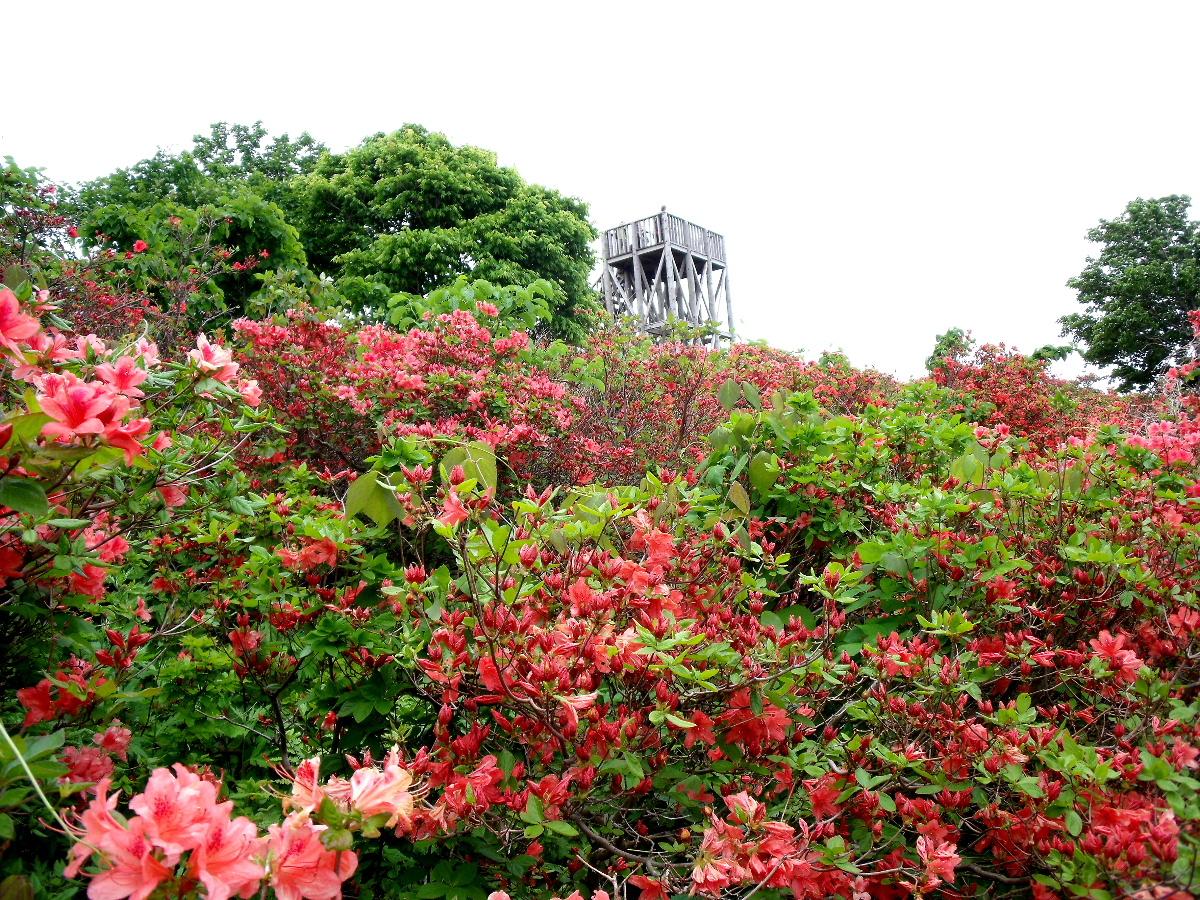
[2,203,1200,899]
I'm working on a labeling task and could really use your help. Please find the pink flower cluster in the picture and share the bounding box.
[189,333,261,406]
[285,751,419,834]
[59,723,133,786]
[0,289,161,464]
[0,289,163,465]
[691,792,827,897]
[0,285,40,358]
[38,371,153,464]
[67,766,266,900]
[66,754,419,900]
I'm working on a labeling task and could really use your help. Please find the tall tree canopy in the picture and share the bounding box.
[1060,195,1200,391]
[76,122,325,213]
[73,123,324,321]
[72,123,599,339]
[291,125,598,339]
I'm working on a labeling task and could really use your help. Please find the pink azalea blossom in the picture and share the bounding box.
[557,692,598,733]
[238,378,262,407]
[105,417,153,464]
[1089,629,1145,685]
[436,491,470,527]
[39,374,114,439]
[95,356,149,398]
[65,779,124,878]
[158,483,188,507]
[127,764,219,860]
[61,333,109,361]
[266,813,358,900]
[60,745,115,785]
[349,762,416,826]
[83,816,173,900]
[133,337,160,367]
[188,808,267,900]
[94,724,134,761]
[917,835,961,889]
[724,790,763,823]
[188,334,240,383]
[286,757,325,813]
[0,285,41,356]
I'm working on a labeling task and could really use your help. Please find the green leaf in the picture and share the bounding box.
[23,730,65,759]
[1016,776,1044,798]
[718,378,741,410]
[1063,465,1083,495]
[320,827,354,851]
[708,426,734,453]
[1065,809,1083,836]
[0,413,50,446]
[950,453,981,485]
[856,542,885,564]
[729,482,751,516]
[0,477,48,517]
[441,441,497,493]
[544,819,578,837]
[2,266,30,291]
[748,451,780,496]
[344,470,402,527]
[520,794,545,824]
[741,382,761,410]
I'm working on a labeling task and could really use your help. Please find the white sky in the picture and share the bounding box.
[6,1,1199,381]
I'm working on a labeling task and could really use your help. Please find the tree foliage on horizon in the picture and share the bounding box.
[1061,195,1200,391]
[69,122,599,338]
[5,147,1200,897]
[292,125,598,340]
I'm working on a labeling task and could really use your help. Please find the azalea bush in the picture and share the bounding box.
[2,191,1200,900]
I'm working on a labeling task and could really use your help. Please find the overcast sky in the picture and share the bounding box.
[6,1,1199,380]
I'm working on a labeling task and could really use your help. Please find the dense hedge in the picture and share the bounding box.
[1,204,1199,899]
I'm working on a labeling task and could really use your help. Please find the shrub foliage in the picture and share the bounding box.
[1,160,1199,900]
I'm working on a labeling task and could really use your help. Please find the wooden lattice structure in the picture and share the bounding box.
[600,209,732,344]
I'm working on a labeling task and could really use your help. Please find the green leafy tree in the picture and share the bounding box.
[1060,195,1200,390]
[1,158,71,277]
[925,327,972,372]
[384,275,553,335]
[75,123,600,339]
[75,121,324,212]
[292,125,599,340]
[189,121,325,194]
[73,123,325,323]
[85,197,309,325]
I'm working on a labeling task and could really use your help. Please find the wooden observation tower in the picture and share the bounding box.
[600,209,732,345]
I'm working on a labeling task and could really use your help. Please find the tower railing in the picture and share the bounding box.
[603,212,726,263]
[600,208,733,346]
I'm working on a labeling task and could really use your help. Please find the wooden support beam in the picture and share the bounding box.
[686,252,701,326]
[600,211,732,345]
[632,253,646,322]
[601,236,613,316]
